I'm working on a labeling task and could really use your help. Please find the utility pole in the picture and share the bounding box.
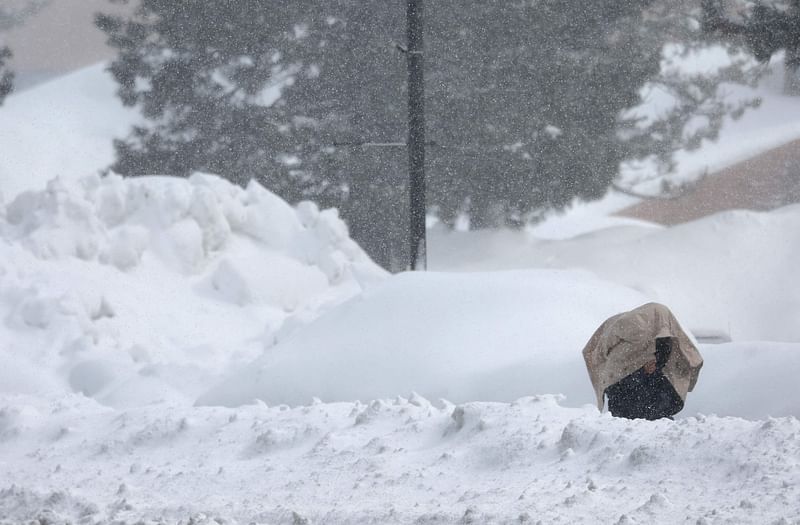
[407,0,426,270]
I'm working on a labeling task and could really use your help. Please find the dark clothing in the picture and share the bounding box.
[605,368,684,420]
[605,337,683,420]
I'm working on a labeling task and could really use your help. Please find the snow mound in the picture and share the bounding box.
[198,269,650,408]
[3,173,377,282]
[431,204,800,343]
[2,392,799,524]
[199,265,800,419]
[0,173,385,407]
[684,341,800,419]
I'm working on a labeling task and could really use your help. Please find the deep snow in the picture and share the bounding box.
[1,174,799,524]
[430,204,800,343]
[0,173,385,408]
[2,393,799,525]
[1,51,800,525]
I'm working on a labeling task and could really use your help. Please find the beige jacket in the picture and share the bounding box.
[582,302,703,411]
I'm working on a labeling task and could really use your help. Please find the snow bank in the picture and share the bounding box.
[2,392,798,524]
[6,171,798,422]
[199,267,800,419]
[197,270,650,407]
[685,341,800,419]
[431,204,800,343]
[0,173,385,407]
[2,51,800,525]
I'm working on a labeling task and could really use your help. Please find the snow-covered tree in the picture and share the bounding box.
[702,0,800,94]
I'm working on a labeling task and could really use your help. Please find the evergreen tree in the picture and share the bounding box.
[425,0,666,226]
[703,0,800,93]
[280,1,757,263]
[99,1,756,269]
[95,2,317,200]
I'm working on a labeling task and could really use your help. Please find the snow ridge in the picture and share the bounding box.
[1,393,798,524]
[0,173,385,407]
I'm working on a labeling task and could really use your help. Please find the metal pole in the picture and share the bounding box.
[407,0,426,270]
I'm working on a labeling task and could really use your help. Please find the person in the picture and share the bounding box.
[604,337,684,420]
[581,303,703,420]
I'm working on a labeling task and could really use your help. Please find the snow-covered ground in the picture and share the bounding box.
[430,204,800,343]
[1,174,799,524]
[1,52,800,524]
[3,393,799,525]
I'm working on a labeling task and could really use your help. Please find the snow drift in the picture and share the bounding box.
[197,269,650,407]
[198,266,800,419]
[197,203,800,419]
[4,173,800,420]
[2,392,799,525]
[430,204,800,343]
[0,173,385,407]
[2,173,800,525]
[2,51,800,524]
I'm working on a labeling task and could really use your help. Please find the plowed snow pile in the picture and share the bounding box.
[1,175,799,523]
[0,173,385,407]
